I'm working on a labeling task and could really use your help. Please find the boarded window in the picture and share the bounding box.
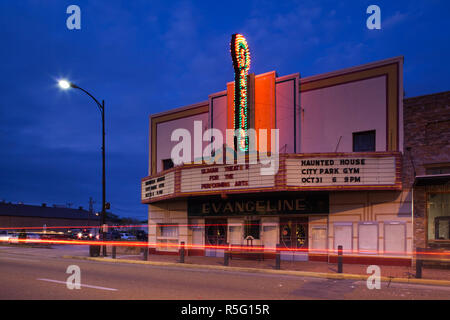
[358,223,378,254]
[228,225,242,244]
[262,225,277,250]
[384,222,406,255]
[334,224,352,253]
[311,226,327,252]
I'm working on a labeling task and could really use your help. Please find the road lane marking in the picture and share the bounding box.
[36,278,118,291]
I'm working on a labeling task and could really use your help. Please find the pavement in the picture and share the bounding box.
[51,243,450,287]
[2,244,450,300]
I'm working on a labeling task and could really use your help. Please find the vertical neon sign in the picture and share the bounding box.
[230,34,251,152]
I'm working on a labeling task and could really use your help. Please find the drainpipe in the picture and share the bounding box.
[406,147,416,267]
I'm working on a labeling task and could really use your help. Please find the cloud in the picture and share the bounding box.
[383,11,409,29]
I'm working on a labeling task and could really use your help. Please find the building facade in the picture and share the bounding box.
[142,52,412,265]
[0,202,99,231]
[403,91,450,251]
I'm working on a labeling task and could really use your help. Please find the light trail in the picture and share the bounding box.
[0,223,262,230]
[1,238,449,258]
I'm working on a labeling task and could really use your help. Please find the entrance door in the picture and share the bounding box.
[205,219,227,257]
[279,218,308,261]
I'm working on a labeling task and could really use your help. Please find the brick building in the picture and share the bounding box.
[0,202,99,231]
[403,91,450,250]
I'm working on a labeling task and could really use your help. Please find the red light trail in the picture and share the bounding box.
[1,238,449,259]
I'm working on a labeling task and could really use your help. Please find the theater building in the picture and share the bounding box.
[142,36,410,265]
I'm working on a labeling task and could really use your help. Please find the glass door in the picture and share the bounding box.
[279,218,308,261]
[205,219,227,257]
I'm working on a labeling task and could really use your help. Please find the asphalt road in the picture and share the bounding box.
[1,245,450,300]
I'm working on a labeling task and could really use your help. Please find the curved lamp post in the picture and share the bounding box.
[58,79,107,256]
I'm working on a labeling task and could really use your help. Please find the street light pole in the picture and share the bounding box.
[58,80,107,256]
[101,99,107,256]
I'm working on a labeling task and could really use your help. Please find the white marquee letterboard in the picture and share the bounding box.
[285,156,396,187]
[141,171,174,201]
[181,163,275,193]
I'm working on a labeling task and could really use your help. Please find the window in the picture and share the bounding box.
[157,224,178,252]
[353,130,376,152]
[428,193,450,241]
[244,220,260,240]
[158,224,178,238]
[162,158,174,171]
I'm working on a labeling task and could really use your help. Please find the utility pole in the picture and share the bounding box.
[88,197,95,227]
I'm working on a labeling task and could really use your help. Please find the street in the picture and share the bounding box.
[1,245,450,300]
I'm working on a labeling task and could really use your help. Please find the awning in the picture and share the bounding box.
[414,174,450,186]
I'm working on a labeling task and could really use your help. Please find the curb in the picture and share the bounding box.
[62,255,450,287]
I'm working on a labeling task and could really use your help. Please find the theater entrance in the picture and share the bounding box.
[205,218,227,257]
[279,217,308,261]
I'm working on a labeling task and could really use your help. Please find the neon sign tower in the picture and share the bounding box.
[230,33,251,152]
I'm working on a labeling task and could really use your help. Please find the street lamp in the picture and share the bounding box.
[58,79,107,256]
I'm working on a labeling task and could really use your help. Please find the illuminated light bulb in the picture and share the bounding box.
[58,79,71,89]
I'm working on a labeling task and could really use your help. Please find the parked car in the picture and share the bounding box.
[26,232,42,242]
[0,230,13,243]
[70,228,100,240]
[119,232,136,241]
[8,233,19,244]
[67,229,82,239]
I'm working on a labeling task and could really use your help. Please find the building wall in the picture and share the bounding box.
[149,57,403,177]
[154,112,210,173]
[403,91,450,249]
[329,191,412,256]
[148,200,189,252]
[276,74,299,153]
[147,190,413,258]
[0,216,95,230]
[145,57,408,263]
[300,76,387,153]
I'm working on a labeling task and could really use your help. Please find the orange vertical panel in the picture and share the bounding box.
[254,71,276,152]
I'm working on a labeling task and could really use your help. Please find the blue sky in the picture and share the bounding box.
[0,0,449,221]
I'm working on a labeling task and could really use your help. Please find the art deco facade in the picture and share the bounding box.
[142,54,412,265]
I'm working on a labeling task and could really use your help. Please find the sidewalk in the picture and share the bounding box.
[64,249,450,285]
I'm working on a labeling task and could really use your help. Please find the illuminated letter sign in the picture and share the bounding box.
[230,34,251,151]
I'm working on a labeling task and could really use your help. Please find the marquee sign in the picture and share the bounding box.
[180,163,275,193]
[141,171,174,201]
[141,153,401,203]
[285,156,397,188]
[231,33,251,152]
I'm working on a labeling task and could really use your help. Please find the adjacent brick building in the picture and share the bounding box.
[403,91,450,250]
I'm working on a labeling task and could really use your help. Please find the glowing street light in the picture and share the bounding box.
[56,78,108,256]
[58,79,72,90]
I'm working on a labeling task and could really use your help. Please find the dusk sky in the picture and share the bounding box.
[1,0,449,221]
